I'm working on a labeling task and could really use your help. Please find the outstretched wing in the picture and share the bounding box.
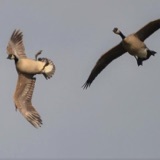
[135,19,160,41]
[14,73,42,128]
[7,29,27,58]
[82,43,126,89]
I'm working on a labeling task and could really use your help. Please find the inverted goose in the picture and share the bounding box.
[83,19,160,89]
[7,30,56,128]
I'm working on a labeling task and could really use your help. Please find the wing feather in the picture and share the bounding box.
[83,43,126,89]
[14,73,42,128]
[135,19,160,41]
[7,29,27,58]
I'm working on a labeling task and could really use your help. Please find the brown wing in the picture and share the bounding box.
[7,29,27,58]
[14,73,42,128]
[135,19,160,41]
[82,42,126,89]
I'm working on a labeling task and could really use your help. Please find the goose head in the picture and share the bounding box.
[7,42,18,60]
[7,54,18,62]
[113,27,126,39]
[7,54,15,60]
[113,28,121,34]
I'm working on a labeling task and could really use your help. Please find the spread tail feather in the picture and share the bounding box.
[147,49,156,58]
[38,58,55,79]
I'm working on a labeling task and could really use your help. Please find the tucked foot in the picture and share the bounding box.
[137,58,143,66]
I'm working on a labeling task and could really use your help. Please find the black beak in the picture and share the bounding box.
[7,55,11,59]
[7,55,14,59]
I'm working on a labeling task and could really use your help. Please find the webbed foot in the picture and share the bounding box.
[137,58,143,66]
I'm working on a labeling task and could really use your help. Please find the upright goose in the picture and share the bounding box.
[7,30,56,128]
[83,19,160,89]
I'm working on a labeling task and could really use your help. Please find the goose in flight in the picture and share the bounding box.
[83,19,160,89]
[7,30,56,128]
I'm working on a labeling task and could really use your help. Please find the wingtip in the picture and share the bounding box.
[25,111,43,128]
[82,82,91,90]
[30,119,43,128]
[11,29,23,39]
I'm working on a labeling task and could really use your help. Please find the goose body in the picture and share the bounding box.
[122,35,148,58]
[16,58,46,74]
[7,30,56,128]
[83,19,160,89]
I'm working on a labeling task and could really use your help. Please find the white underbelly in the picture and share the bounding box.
[128,48,148,58]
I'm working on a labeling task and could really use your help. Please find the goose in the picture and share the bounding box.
[7,30,56,128]
[83,19,160,89]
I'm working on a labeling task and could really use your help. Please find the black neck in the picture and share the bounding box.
[14,57,18,64]
[119,32,125,39]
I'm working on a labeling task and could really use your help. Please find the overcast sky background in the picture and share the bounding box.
[0,0,160,159]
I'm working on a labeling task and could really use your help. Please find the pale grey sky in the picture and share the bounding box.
[0,0,160,159]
